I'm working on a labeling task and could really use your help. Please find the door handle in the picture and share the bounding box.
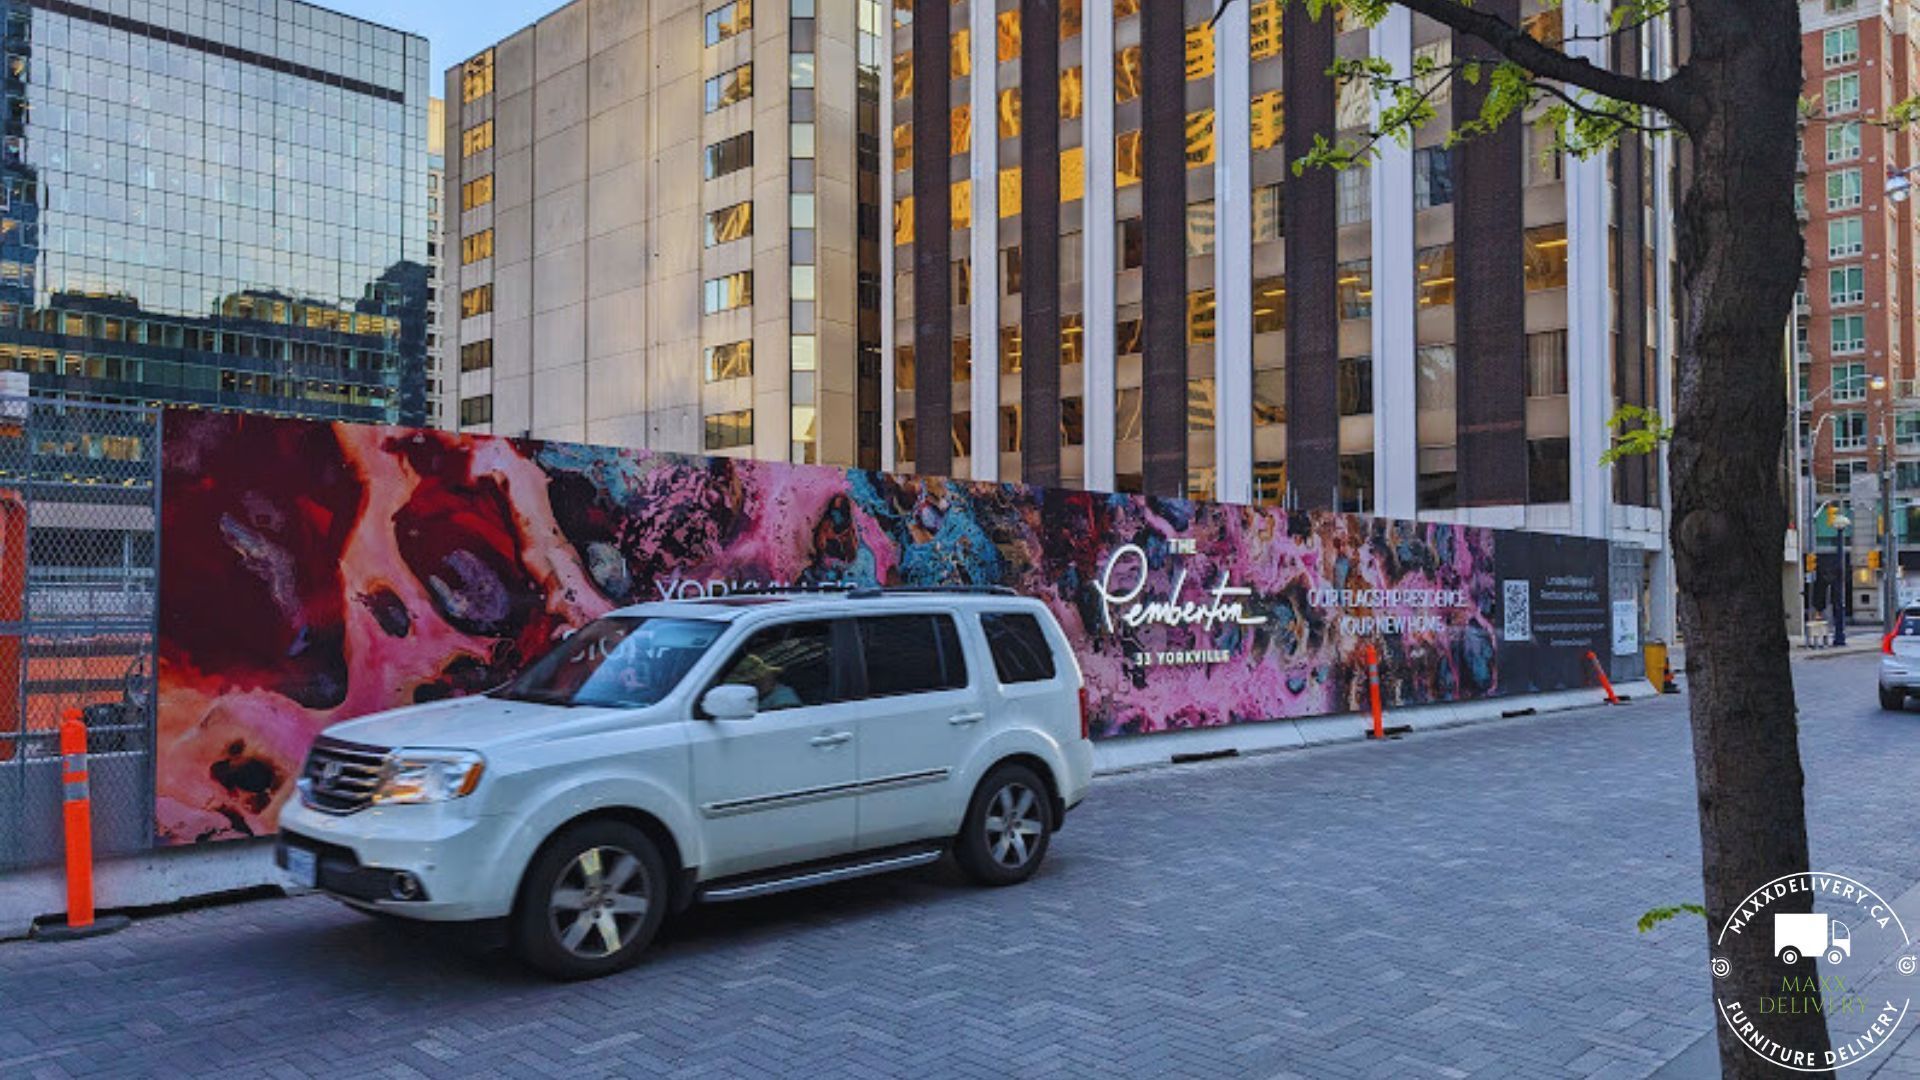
[948,712,985,727]
[809,731,853,747]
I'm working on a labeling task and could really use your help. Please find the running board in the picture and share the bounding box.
[697,847,944,903]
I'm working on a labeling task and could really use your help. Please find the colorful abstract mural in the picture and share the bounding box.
[155,413,1610,843]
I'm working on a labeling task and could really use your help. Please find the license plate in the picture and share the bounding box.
[284,845,318,889]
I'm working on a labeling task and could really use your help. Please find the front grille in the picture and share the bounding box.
[301,737,389,814]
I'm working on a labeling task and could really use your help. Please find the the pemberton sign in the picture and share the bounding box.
[154,413,1611,843]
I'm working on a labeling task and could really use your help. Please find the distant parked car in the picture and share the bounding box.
[276,588,1093,979]
[1880,606,1920,709]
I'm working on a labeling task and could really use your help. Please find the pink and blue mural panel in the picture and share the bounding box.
[156,413,1609,843]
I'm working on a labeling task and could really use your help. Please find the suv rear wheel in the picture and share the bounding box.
[956,763,1053,886]
[1882,687,1907,711]
[512,820,667,980]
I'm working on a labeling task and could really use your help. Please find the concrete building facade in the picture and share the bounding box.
[887,0,1679,635]
[444,0,884,468]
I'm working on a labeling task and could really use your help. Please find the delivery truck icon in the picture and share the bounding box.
[1774,913,1852,966]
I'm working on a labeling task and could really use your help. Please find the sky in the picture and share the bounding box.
[324,0,559,83]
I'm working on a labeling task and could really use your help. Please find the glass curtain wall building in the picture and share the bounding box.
[0,0,429,423]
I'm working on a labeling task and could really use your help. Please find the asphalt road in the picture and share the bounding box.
[3,653,1918,1079]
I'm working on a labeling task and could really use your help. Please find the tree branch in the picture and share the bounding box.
[1391,0,1680,117]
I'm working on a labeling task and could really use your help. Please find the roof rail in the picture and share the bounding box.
[844,584,1019,599]
[720,583,862,597]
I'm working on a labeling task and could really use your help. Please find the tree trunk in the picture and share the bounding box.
[1668,2,1833,1074]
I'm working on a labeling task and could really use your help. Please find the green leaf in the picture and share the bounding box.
[1637,903,1707,933]
[1600,405,1674,467]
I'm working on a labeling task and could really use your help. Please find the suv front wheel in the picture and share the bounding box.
[956,763,1054,886]
[512,820,668,980]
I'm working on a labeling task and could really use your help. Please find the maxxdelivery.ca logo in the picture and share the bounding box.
[1712,873,1918,1071]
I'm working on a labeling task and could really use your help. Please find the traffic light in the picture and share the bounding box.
[1870,550,1883,571]
[1806,552,1819,573]
[1827,505,1841,528]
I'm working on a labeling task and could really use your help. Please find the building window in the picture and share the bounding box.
[791,123,816,159]
[1832,361,1869,401]
[791,53,816,88]
[705,132,754,179]
[1832,314,1868,354]
[1337,260,1372,320]
[459,340,493,372]
[1830,265,1866,308]
[461,175,494,211]
[1824,25,1859,68]
[1523,225,1568,291]
[703,270,753,314]
[461,229,494,264]
[1827,0,1858,12]
[1828,168,1863,212]
[1189,288,1216,345]
[1414,147,1453,210]
[461,50,495,102]
[1825,73,1861,115]
[1252,0,1282,59]
[1526,330,1568,396]
[1118,217,1143,270]
[1253,182,1283,242]
[1897,411,1920,447]
[1253,368,1286,425]
[461,120,494,157]
[1417,245,1455,307]
[1188,378,1216,432]
[1834,410,1868,451]
[1187,200,1215,256]
[1253,276,1287,333]
[705,63,753,112]
[459,394,493,425]
[1337,164,1370,224]
[1528,439,1572,503]
[705,409,754,450]
[705,340,753,381]
[705,0,752,45]
[996,8,1021,61]
[1251,90,1284,151]
[1061,397,1085,445]
[1827,121,1862,162]
[952,411,973,458]
[459,285,493,319]
[1337,356,1373,416]
[894,344,915,390]
[999,404,1021,453]
[1828,216,1864,258]
[705,201,753,246]
[1186,108,1215,168]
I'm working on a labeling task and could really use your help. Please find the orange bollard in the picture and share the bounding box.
[61,709,95,927]
[1586,651,1621,705]
[1365,643,1385,739]
[33,708,128,941]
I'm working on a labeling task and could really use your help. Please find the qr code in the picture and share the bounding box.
[1503,580,1531,642]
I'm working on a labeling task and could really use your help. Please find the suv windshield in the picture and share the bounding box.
[493,617,725,708]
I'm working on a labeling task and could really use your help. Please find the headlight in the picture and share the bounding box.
[371,749,486,804]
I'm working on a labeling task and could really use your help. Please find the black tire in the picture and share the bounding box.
[1882,687,1906,711]
[512,820,668,980]
[955,763,1054,886]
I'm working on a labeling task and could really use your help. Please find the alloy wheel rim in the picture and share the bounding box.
[983,782,1043,868]
[549,845,649,958]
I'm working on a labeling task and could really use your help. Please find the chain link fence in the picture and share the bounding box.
[0,393,160,870]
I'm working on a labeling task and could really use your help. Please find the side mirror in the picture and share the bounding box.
[701,684,759,720]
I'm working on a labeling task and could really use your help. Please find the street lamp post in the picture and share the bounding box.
[1832,512,1852,647]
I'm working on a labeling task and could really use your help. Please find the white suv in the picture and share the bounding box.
[276,587,1093,979]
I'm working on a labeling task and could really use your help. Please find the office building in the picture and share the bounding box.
[1796,0,1920,620]
[887,0,1678,626]
[444,0,885,467]
[426,95,447,427]
[0,0,431,423]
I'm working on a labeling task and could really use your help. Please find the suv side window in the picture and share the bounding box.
[714,620,839,711]
[857,614,967,697]
[980,612,1056,684]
